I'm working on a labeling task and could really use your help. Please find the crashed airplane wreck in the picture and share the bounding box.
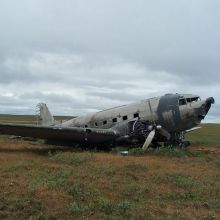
[0,93,215,149]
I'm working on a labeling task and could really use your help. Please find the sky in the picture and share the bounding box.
[0,0,219,123]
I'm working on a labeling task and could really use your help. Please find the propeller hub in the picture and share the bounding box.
[156,125,162,129]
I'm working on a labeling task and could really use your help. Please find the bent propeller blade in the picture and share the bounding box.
[142,129,156,151]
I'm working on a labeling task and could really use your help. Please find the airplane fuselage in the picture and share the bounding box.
[0,93,214,148]
[61,93,213,135]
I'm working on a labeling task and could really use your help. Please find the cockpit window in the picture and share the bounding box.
[186,97,201,103]
[191,97,200,102]
[179,99,186,106]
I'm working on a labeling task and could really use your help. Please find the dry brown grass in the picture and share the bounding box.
[0,115,219,219]
[0,137,219,220]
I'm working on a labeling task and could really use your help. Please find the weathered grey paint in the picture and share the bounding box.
[157,94,181,132]
[59,93,213,134]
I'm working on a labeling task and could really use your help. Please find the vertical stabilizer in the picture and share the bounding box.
[36,103,55,126]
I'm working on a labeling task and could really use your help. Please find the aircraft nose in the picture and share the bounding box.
[206,97,215,105]
[205,97,215,114]
[197,97,214,120]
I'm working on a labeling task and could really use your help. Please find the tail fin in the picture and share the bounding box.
[36,103,55,126]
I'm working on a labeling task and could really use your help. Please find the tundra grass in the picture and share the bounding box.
[0,115,219,219]
[186,123,220,147]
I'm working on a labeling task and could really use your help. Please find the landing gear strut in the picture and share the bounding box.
[169,132,190,148]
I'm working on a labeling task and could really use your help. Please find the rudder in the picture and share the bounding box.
[36,103,55,126]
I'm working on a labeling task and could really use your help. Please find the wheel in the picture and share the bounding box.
[179,141,190,148]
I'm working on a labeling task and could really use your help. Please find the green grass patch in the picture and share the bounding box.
[94,198,115,214]
[29,168,72,190]
[152,175,162,184]
[48,151,95,165]
[66,179,134,217]
[67,181,132,217]
[204,199,220,210]
[186,124,220,146]
[160,191,201,203]
[128,146,213,158]
[94,198,132,216]
[129,147,146,155]
[167,173,197,189]
[67,181,98,215]
[146,146,207,158]
[69,198,132,217]
[69,201,91,214]
[66,181,98,201]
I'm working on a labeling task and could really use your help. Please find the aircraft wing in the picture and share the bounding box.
[0,123,119,145]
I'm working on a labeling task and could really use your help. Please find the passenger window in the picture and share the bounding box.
[103,120,107,125]
[122,115,128,121]
[179,99,186,106]
[85,125,88,128]
[95,122,98,126]
[133,113,139,118]
[112,118,117,123]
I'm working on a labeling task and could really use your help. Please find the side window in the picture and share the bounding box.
[95,122,98,126]
[122,115,128,121]
[186,98,191,103]
[112,118,117,123]
[179,99,186,106]
[103,120,107,125]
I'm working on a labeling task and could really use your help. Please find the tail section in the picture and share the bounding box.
[36,103,55,126]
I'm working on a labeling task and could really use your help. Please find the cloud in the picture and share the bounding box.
[0,0,219,122]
